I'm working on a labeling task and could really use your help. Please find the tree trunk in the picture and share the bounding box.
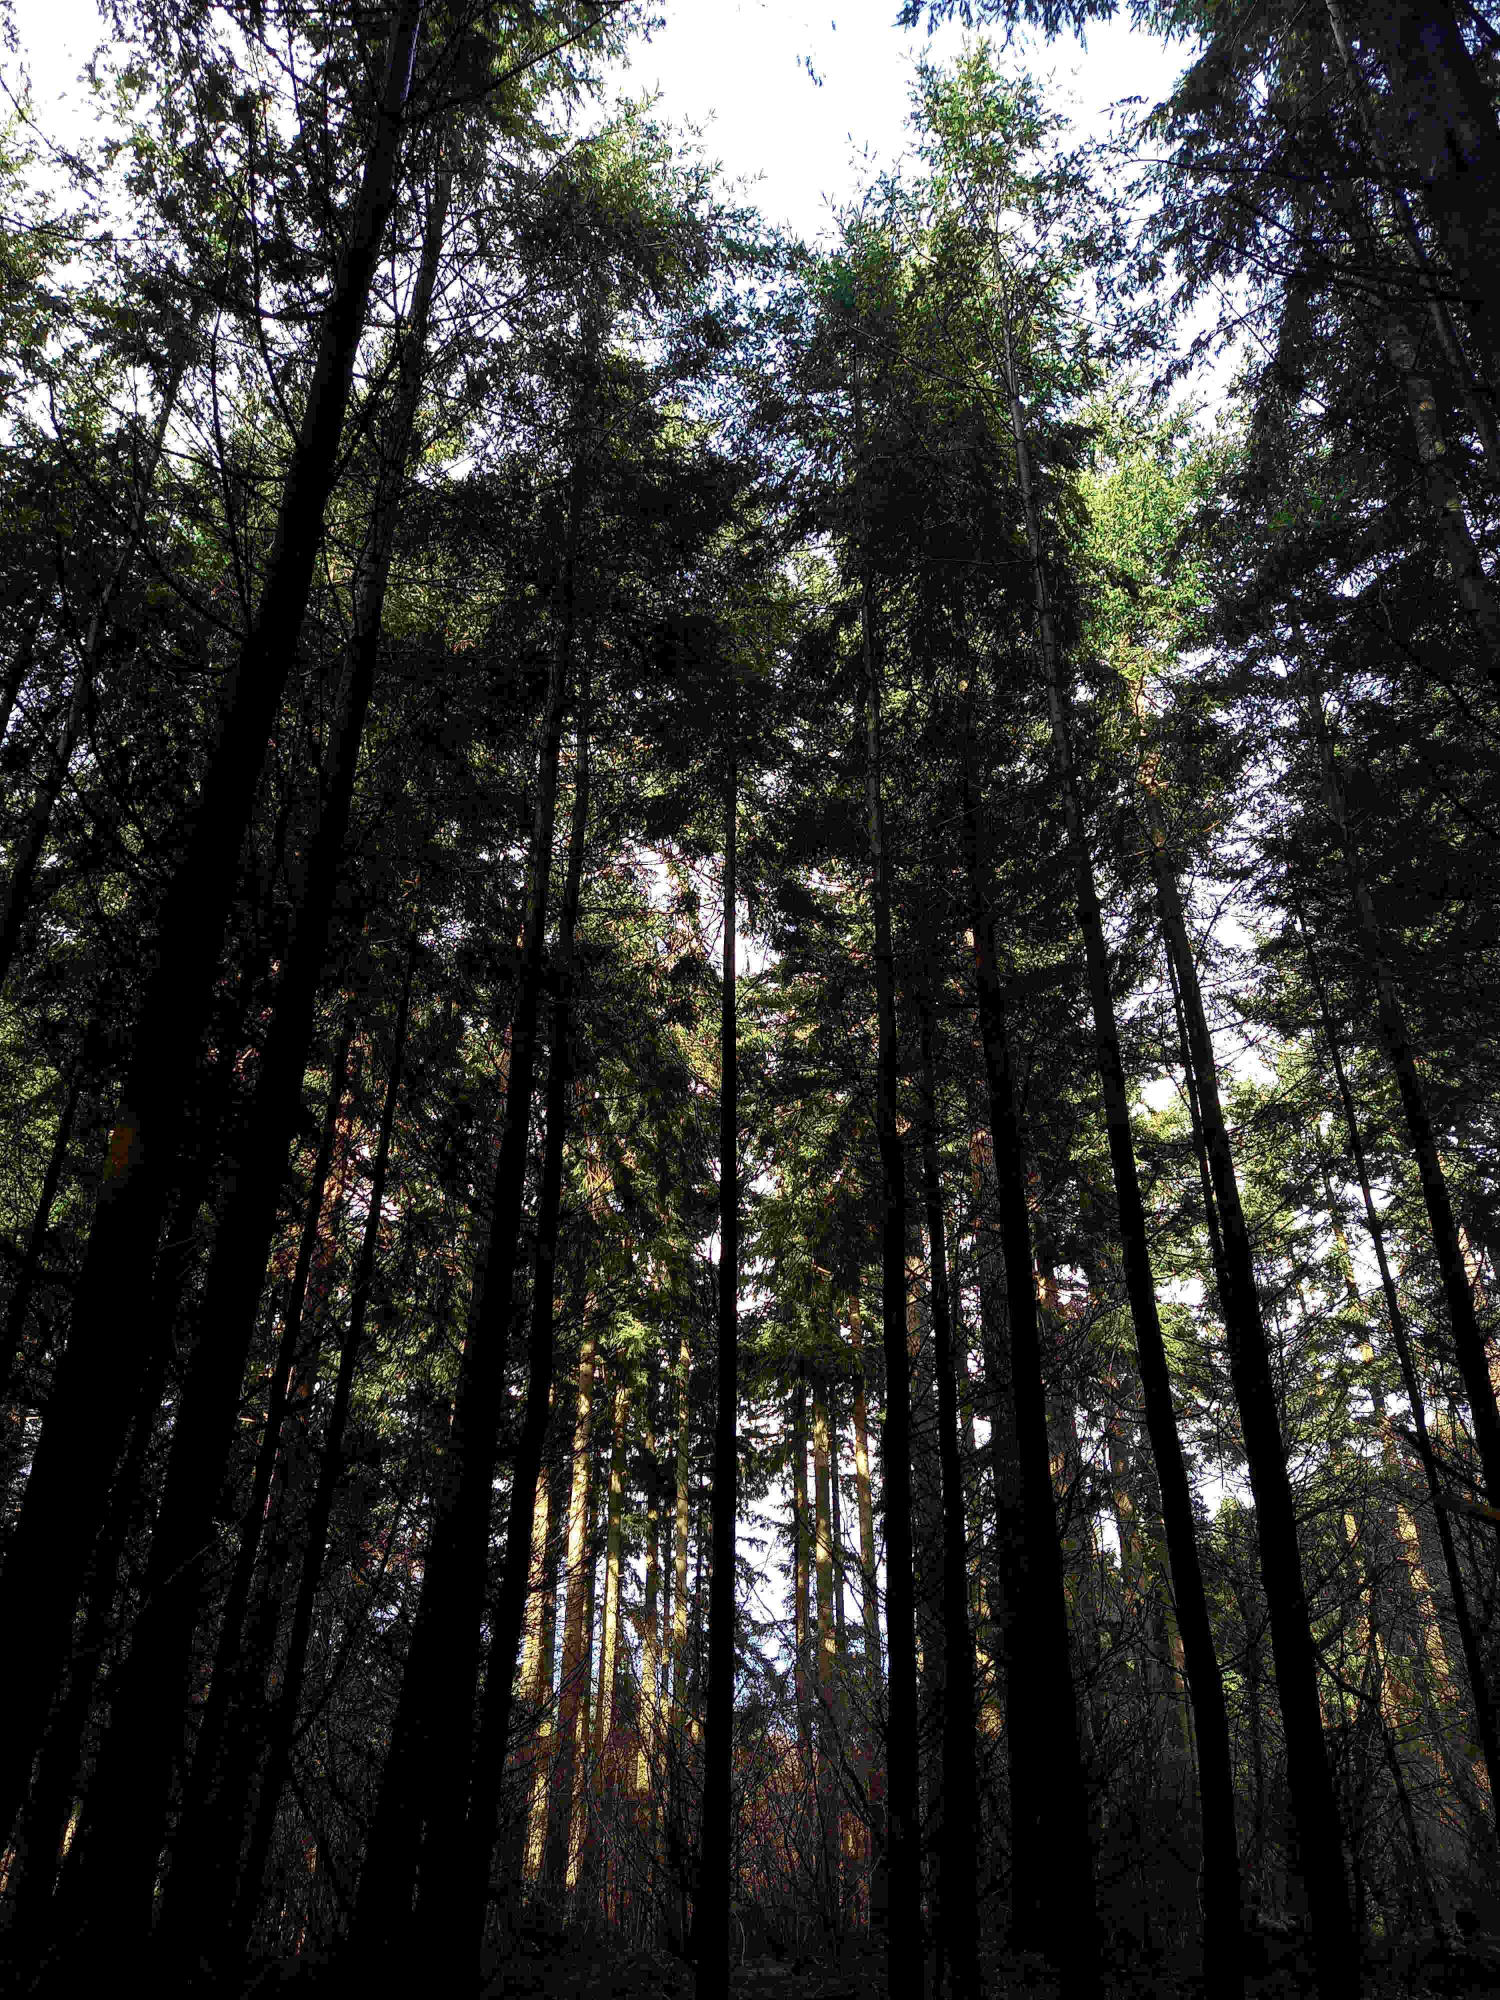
[917,997,980,2000]
[50,133,449,1954]
[542,1325,600,1896]
[1143,795,1356,1999]
[961,722,1099,1995]
[431,650,593,1972]
[204,939,415,1973]
[1302,922,1500,1831]
[854,366,922,1998]
[1322,0,1500,476]
[0,0,426,1849]
[812,1368,841,1940]
[1362,0,1500,396]
[166,1001,357,1873]
[847,1294,887,1933]
[695,735,738,1997]
[355,410,591,1956]
[791,1363,814,1767]
[1302,680,1500,1508]
[1001,325,1243,1988]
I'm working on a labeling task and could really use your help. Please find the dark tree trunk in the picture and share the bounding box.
[1304,682,1500,1509]
[916,997,980,2000]
[60,936,415,1971]
[1302,922,1500,1834]
[855,415,923,1999]
[960,736,1100,1998]
[1000,327,1243,1992]
[0,0,426,1845]
[1363,0,1500,395]
[354,428,589,1957]
[1144,799,1357,2000]
[41,123,448,1956]
[695,729,739,1999]
[157,1001,358,1941]
[429,652,594,1976]
[221,937,417,1971]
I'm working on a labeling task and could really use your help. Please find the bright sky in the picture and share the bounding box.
[13,0,1189,243]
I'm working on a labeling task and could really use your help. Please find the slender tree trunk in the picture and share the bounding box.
[542,1326,600,1895]
[522,1449,565,1886]
[917,998,980,2000]
[847,1295,887,1933]
[637,1371,663,1799]
[0,0,426,1848]
[791,1364,814,1766]
[355,414,592,1954]
[669,1331,694,1736]
[812,1368,841,1939]
[196,938,414,1975]
[853,364,922,1998]
[161,1003,356,1917]
[1001,329,1243,1988]
[961,723,1099,1995]
[968,1117,1026,1742]
[695,739,738,1996]
[1143,795,1356,1999]
[433,655,592,1971]
[165,1002,357,1904]
[595,1376,631,1768]
[1302,923,1500,1829]
[1302,679,1500,1508]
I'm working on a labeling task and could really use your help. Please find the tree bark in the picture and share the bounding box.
[917,998,980,2000]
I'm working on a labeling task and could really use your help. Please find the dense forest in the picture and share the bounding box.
[1,0,1499,1994]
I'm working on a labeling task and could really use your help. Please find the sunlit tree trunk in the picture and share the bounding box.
[544,1325,600,1896]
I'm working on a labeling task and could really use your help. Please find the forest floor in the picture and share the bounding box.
[465,1933,1500,1998]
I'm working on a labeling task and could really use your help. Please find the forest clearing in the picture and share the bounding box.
[2,1,1499,1995]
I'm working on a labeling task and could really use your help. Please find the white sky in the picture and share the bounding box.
[13,0,1189,244]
